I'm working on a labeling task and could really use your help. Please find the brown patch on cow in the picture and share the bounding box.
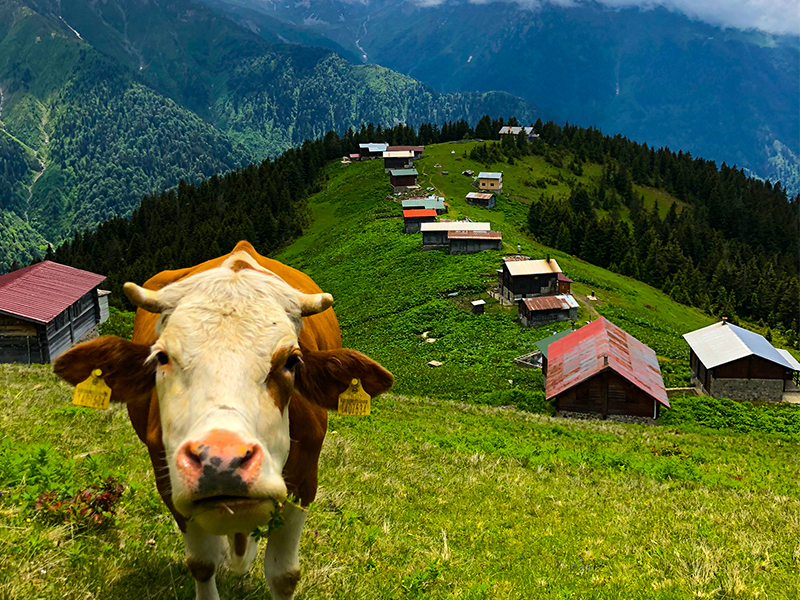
[267,346,300,411]
[230,259,254,272]
[54,336,155,404]
[234,532,248,557]
[270,569,302,597]
[187,559,216,582]
[295,348,394,410]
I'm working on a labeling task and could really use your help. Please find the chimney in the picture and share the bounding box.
[546,253,550,262]
[722,317,728,324]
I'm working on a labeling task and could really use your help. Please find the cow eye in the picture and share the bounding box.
[156,351,170,366]
[284,354,301,372]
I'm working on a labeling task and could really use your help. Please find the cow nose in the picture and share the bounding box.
[176,430,263,497]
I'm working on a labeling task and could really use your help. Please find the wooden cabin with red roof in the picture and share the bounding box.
[0,261,107,364]
[403,209,437,233]
[546,317,669,420]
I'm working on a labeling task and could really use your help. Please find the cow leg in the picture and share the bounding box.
[227,532,258,574]
[184,522,227,600]
[263,503,308,600]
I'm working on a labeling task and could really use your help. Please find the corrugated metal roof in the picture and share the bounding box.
[403,209,437,218]
[777,349,800,371]
[383,150,414,158]
[499,126,535,135]
[360,143,388,152]
[683,321,793,370]
[503,255,531,262]
[421,222,491,232]
[466,192,494,200]
[522,294,579,312]
[390,169,418,177]
[402,198,446,210]
[447,230,502,240]
[478,172,503,179]
[557,273,573,283]
[0,261,106,324]
[534,329,574,359]
[387,146,424,152]
[505,259,562,276]
[546,317,669,407]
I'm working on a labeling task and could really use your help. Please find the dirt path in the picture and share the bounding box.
[572,292,601,319]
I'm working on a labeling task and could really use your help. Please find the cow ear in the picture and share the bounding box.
[53,336,155,404]
[295,348,394,410]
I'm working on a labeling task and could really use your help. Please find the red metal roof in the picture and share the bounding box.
[387,146,424,152]
[545,317,669,407]
[557,273,573,283]
[0,261,106,324]
[522,295,573,311]
[403,209,437,218]
[447,230,502,240]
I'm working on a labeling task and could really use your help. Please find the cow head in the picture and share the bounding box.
[54,255,393,536]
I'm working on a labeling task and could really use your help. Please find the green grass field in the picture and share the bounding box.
[2,148,799,599]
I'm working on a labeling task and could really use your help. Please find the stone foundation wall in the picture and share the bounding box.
[558,410,656,425]
[710,377,784,403]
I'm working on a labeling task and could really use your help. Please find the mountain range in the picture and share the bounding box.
[0,0,539,270]
[224,0,800,195]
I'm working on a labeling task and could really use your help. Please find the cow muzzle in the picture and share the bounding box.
[174,429,287,534]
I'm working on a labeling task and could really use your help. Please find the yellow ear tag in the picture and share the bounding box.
[338,378,371,416]
[72,369,112,410]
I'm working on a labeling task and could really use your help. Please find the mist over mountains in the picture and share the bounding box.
[228,0,800,193]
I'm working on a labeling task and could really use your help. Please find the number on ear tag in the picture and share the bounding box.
[72,369,112,410]
[338,378,371,416]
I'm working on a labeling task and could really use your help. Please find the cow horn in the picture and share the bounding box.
[298,292,333,316]
[123,282,169,313]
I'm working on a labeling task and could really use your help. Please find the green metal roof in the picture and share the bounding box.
[390,169,418,177]
[402,198,445,210]
[534,328,574,359]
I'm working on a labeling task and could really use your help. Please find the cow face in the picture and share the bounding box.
[122,258,333,535]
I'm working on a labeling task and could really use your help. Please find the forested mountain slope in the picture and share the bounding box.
[237,0,800,194]
[0,0,539,270]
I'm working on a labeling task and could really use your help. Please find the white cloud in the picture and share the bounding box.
[410,0,800,36]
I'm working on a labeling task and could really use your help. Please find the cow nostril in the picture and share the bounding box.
[237,445,261,471]
[181,444,203,468]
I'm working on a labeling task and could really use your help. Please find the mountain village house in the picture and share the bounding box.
[403,209,437,233]
[402,196,446,214]
[557,273,573,295]
[421,221,491,247]
[518,294,578,327]
[390,168,418,192]
[546,317,670,420]
[359,142,388,160]
[465,192,496,209]
[478,172,503,192]
[383,150,415,172]
[447,230,502,254]
[0,261,108,364]
[499,126,539,143]
[683,320,800,402]
[387,145,424,159]
[499,256,561,301]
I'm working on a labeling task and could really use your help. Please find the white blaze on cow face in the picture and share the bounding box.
[127,258,329,535]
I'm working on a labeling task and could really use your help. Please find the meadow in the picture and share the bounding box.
[1,147,799,599]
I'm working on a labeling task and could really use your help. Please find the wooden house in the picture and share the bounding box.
[387,145,424,159]
[518,294,578,327]
[478,172,503,193]
[546,317,670,419]
[390,168,418,192]
[402,196,446,214]
[403,209,437,233]
[465,192,496,209]
[421,222,491,247]
[683,320,800,402]
[383,150,414,172]
[557,273,573,295]
[500,256,561,301]
[534,329,573,377]
[499,126,538,142]
[447,230,502,254]
[359,143,388,160]
[0,261,107,364]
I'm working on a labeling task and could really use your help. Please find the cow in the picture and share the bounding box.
[53,241,394,600]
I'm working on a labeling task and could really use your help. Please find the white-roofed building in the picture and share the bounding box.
[358,143,389,159]
[683,320,799,402]
[499,255,562,301]
[478,172,503,193]
[421,221,491,246]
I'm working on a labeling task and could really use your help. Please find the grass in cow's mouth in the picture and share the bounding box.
[1,364,799,599]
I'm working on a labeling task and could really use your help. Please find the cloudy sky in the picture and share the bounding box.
[411,0,800,36]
